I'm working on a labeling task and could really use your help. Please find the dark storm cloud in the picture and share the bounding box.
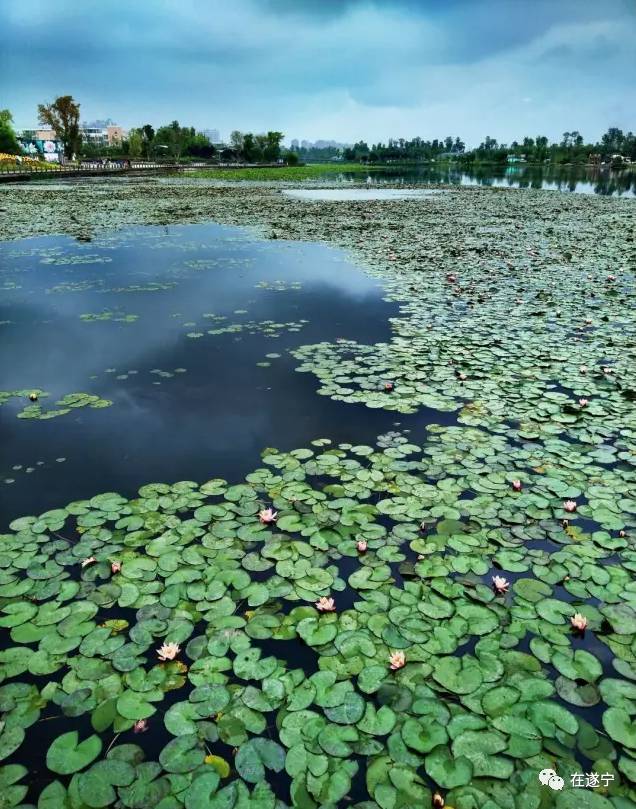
[0,0,634,145]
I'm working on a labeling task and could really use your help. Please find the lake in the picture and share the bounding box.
[0,222,430,526]
[336,163,636,196]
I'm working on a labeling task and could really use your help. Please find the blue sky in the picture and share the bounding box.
[1,0,634,146]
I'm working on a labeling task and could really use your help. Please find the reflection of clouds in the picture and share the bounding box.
[1,220,405,523]
[1,222,385,393]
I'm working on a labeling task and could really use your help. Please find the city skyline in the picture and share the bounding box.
[1,0,634,147]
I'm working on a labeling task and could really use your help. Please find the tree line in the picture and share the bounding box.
[322,128,636,165]
[2,94,635,167]
[3,95,286,163]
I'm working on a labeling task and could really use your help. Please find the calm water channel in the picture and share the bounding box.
[0,222,428,527]
[337,163,636,196]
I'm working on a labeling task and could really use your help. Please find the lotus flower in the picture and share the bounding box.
[563,500,577,513]
[111,560,122,574]
[571,613,588,632]
[579,398,589,407]
[258,508,277,524]
[384,382,394,392]
[81,557,96,568]
[316,597,336,612]
[133,719,148,733]
[157,641,181,661]
[512,479,522,492]
[357,539,368,553]
[492,575,510,594]
[389,651,406,670]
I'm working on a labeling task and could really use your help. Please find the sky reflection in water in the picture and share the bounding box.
[0,222,431,525]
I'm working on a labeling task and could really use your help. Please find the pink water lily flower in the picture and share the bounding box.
[316,597,336,612]
[512,479,522,492]
[258,508,278,524]
[607,274,616,282]
[357,539,368,553]
[157,641,181,661]
[457,372,467,381]
[384,382,394,391]
[389,651,406,670]
[563,500,577,513]
[81,557,96,568]
[579,398,589,407]
[111,560,122,574]
[133,719,148,733]
[492,576,510,594]
[571,613,588,632]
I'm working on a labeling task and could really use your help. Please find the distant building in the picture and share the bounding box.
[290,139,299,149]
[199,128,220,143]
[80,124,126,146]
[17,121,126,161]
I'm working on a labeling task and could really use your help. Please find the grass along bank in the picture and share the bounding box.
[185,162,379,181]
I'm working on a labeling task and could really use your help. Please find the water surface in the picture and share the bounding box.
[283,188,445,201]
[337,163,636,196]
[0,222,430,525]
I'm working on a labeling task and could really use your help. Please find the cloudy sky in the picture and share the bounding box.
[1,0,634,146]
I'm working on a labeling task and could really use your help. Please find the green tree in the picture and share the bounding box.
[264,131,284,161]
[0,109,21,154]
[230,130,244,154]
[127,129,143,157]
[37,95,81,159]
[141,125,155,158]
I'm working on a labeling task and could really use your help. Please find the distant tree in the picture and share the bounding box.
[155,120,191,161]
[37,95,81,159]
[286,151,299,166]
[230,130,244,154]
[453,137,465,153]
[242,133,256,161]
[140,125,155,158]
[264,131,284,161]
[188,133,216,159]
[601,127,625,153]
[125,129,143,157]
[252,134,267,160]
[0,109,21,154]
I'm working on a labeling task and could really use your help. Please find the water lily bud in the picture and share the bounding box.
[29,391,38,402]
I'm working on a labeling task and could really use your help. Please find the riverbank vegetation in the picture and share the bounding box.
[295,127,636,167]
[185,163,378,181]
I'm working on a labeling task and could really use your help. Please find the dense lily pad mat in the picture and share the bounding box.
[1,180,635,807]
[1,423,636,807]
